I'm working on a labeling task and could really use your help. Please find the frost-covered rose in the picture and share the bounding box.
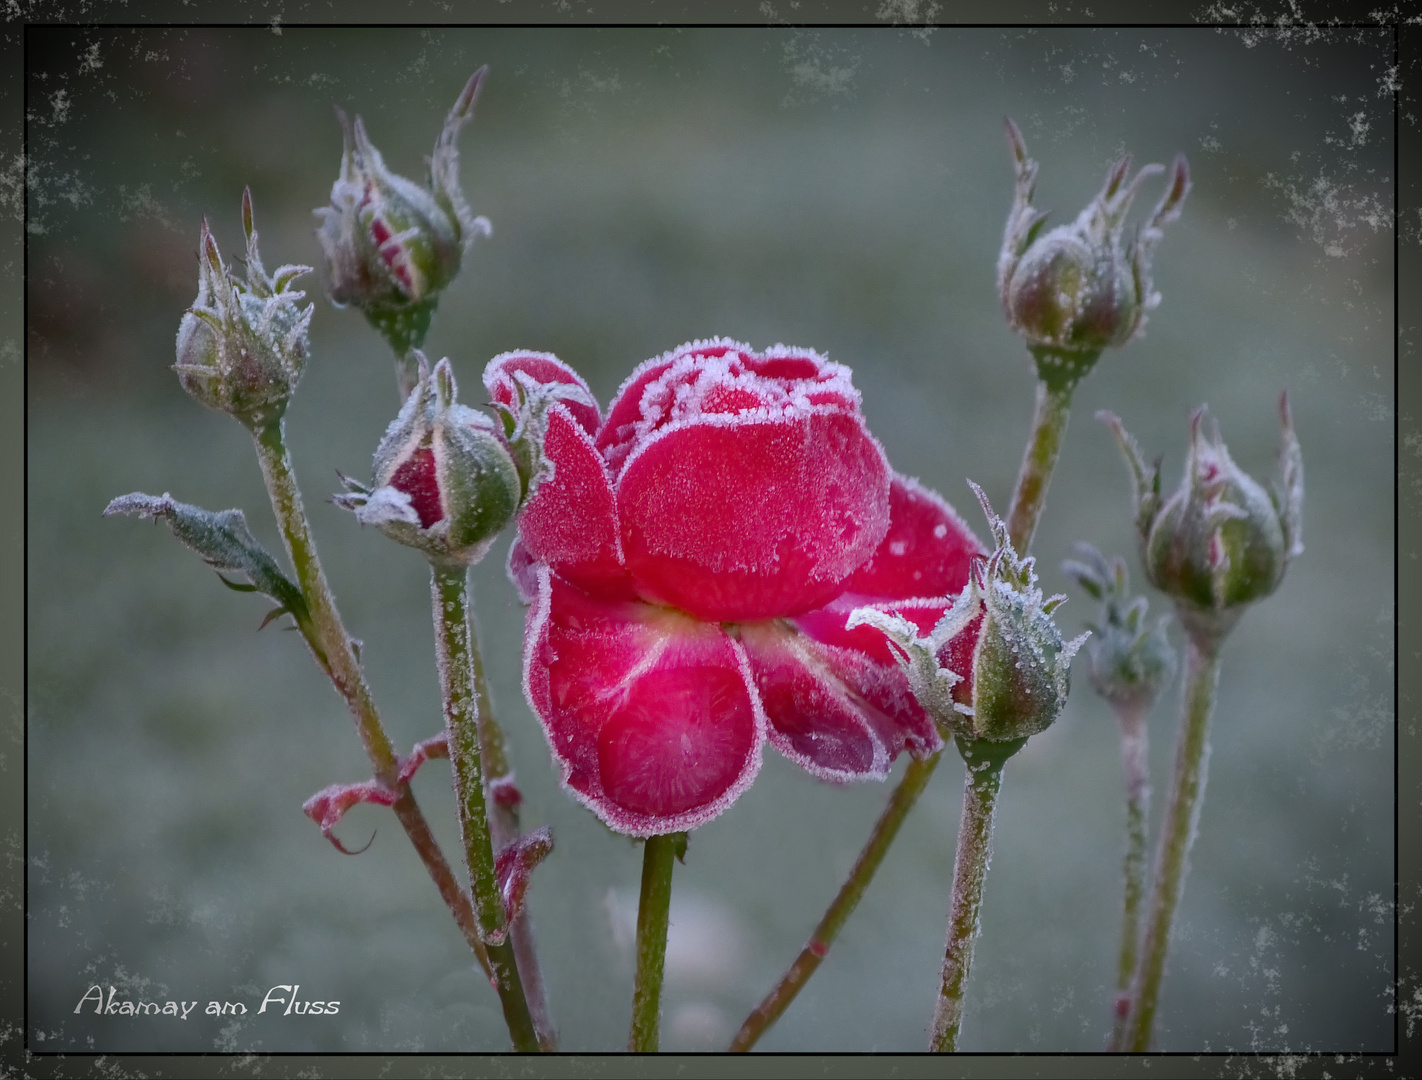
[486,340,984,836]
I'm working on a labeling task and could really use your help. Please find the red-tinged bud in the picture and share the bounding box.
[1100,395,1303,649]
[998,119,1190,390]
[174,189,313,431]
[335,352,520,567]
[314,69,491,360]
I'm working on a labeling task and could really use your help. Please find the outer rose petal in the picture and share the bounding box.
[523,566,766,836]
[843,473,984,600]
[483,350,602,436]
[617,410,891,622]
[516,404,629,598]
[738,620,900,781]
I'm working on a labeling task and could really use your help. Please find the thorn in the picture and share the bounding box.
[216,573,258,593]
[257,606,288,631]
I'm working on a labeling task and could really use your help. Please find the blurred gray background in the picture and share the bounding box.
[27,26,1393,1053]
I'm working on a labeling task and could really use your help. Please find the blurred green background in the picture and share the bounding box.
[27,26,1393,1053]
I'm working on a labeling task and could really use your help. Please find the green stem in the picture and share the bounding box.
[1109,707,1150,1051]
[1006,376,1076,554]
[628,832,684,1052]
[930,738,1015,1052]
[729,753,941,1051]
[1124,636,1222,1051]
[250,421,492,979]
[432,564,539,1053]
[464,580,558,1052]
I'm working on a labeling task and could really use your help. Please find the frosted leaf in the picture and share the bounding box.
[104,491,307,628]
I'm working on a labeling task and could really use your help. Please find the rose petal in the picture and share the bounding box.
[523,567,765,836]
[843,473,984,601]
[617,410,891,622]
[516,404,629,597]
[484,350,602,436]
[738,620,897,781]
[597,338,754,472]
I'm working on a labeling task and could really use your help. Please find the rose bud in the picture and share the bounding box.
[850,482,1087,766]
[490,340,986,836]
[335,352,520,567]
[314,69,492,380]
[173,189,313,432]
[1061,542,1177,718]
[1099,394,1303,648]
[998,119,1190,389]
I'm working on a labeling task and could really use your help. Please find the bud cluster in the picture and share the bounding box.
[998,120,1190,388]
[173,189,314,431]
[1100,395,1303,648]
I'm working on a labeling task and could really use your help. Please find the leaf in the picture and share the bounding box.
[104,492,308,625]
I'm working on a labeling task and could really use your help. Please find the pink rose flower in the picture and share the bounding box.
[486,339,984,836]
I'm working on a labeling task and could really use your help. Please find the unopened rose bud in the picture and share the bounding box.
[998,119,1190,389]
[335,352,520,566]
[1100,394,1303,648]
[848,482,1087,757]
[1062,542,1177,717]
[314,69,492,368]
[173,189,313,431]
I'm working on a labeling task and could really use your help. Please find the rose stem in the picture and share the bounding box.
[431,563,539,1051]
[728,753,941,1051]
[929,737,1022,1052]
[250,420,493,980]
[628,831,685,1052]
[462,574,558,1051]
[1124,634,1222,1051]
[1108,703,1151,1051]
[729,359,1080,1051]
[1006,361,1082,553]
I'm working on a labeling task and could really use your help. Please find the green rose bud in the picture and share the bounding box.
[998,119,1190,390]
[173,189,313,431]
[847,482,1087,760]
[1100,394,1304,648]
[335,352,521,567]
[315,69,491,373]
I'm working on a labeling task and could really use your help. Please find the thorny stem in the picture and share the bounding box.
[628,832,684,1052]
[1109,705,1151,1051]
[1124,636,1222,1051]
[729,753,942,1051]
[432,564,539,1053]
[464,578,558,1052]
[930,739,1015,1052]
[1006,374,1076,554]
[250,421,492,980]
